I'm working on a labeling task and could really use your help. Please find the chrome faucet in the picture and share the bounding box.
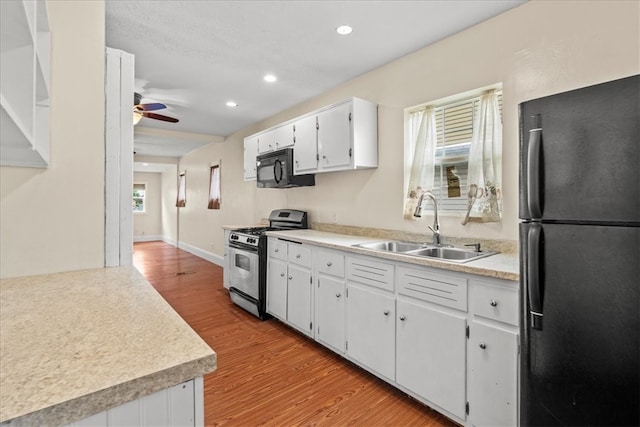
[413,191,442,246]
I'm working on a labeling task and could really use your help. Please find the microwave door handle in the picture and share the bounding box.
[274,159,283,184]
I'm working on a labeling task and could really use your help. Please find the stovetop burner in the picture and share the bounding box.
[232,227,272,236]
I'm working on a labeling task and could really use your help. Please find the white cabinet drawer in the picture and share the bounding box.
[346,256,394,292]
[471,281,519,326]
[288,243,312,268]
[268,238,288,261]
[316,249,345,278]
[397,266,468,312]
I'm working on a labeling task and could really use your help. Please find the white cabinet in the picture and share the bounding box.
[274,123,295,150]
[468,322,518,427]
[346,283,395,381]
[293,114,318,175]
[243,135,258,180]
[266,238,313,337]
[396,298,467,419]
[257,129,275,154]
[314,97,378,173]
[345,255,396,381]
[1,0,50,167]
[467,280,519,427]
[314,249,346,353]
[67,377,204,427]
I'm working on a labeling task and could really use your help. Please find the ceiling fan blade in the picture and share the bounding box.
[137,102,167,112]
[142,112,179,123]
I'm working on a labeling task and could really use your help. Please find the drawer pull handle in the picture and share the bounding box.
[490,299,498,307]
[383,310,390,316]
[326,261,332,267]
[336,292,341,298]
[399,315,406,321]
[479,342,487,350]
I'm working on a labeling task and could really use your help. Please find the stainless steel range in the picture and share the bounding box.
[227,209,308,319]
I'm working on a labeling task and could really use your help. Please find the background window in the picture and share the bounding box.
[208,164,221,209]
[407,90,502,214]
[132,183,146,212]
[176,172,186,207]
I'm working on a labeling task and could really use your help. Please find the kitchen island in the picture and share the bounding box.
[0,266,217,426]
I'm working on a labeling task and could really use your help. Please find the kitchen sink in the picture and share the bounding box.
[353,240,427,253]
[353,240,498,263]
[405,247,497,263]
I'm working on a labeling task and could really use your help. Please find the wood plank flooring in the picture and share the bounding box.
[133,241,459,427]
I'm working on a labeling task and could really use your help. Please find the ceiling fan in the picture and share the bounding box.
[133,92,179,125]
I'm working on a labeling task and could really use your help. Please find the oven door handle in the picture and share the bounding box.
[228,242,259,252]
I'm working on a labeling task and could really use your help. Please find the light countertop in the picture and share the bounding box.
[265,229,519,282]
[0,266,217,426]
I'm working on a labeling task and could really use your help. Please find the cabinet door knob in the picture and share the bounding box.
[326,261,332,267]
[280,272,285,277]
[490,299,498,307]
[336,293,341,298]
[479,342,487,350]
[296,254,301,259]
[399,315,406,321]
[288,275,293,280]
[274,248,279,252]
[383,310,390,316]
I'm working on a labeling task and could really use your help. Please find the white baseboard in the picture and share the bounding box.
[133,234,164,242]
[176,241,224,267]
[162,236,177,247]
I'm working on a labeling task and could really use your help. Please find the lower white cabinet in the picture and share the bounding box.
[67,377,203,427]
[468,321,518,427]
[396,298,467,419]
[315,275,345,353]
[265,239,519,426]
[286,264,312,335]
[267,257,288,320]
[266,238,313,337]
[345,283,395,381]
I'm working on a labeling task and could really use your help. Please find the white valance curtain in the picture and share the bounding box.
[404,107,437,220]
[462,90,502,224]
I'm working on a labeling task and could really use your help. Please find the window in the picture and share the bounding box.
[132,183,146,213]
[208,164,221,209]
[405,87,503,220]
[176,172,186,207]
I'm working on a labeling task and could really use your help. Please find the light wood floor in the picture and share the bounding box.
[133,241,458,427]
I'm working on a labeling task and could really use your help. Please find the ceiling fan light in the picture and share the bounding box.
[133,111,143,125]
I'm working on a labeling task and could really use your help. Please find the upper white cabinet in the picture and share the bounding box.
[1,0,51,168]
[292,114,318,175]
[243,97,378,178]
[243,135,258,180]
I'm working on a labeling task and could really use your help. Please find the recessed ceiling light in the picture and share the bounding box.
[226,101,238,107]
[336,25,352,35]
[264,74,277,83]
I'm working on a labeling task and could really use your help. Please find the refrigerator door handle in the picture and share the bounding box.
[527,127,543,218]
[527,224,544,330]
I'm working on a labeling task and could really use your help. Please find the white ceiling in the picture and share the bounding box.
[105,0,526,163]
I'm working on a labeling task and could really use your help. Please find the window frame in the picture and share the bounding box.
[404,85,502,216]
[176,172,186,208]
[208,163,221,210]
[132,182,146,214]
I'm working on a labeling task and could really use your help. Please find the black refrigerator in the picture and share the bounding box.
[519,75,639,426]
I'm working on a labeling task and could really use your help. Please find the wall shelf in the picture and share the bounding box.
[0,0,50,168]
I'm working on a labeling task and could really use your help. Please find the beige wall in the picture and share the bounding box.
[177,0,639,259]
[0,1,106,278]
[161,167,178,244]
[133,172,162,240]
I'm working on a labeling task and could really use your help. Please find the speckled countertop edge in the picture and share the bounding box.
[0,267,217,426]
[265,229,519,282]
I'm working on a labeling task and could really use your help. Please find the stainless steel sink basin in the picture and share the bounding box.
[353,240,498,263]
[353,241,427,253]
[405,247,497,263]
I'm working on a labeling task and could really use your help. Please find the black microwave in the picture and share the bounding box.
[256,148,315,188]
